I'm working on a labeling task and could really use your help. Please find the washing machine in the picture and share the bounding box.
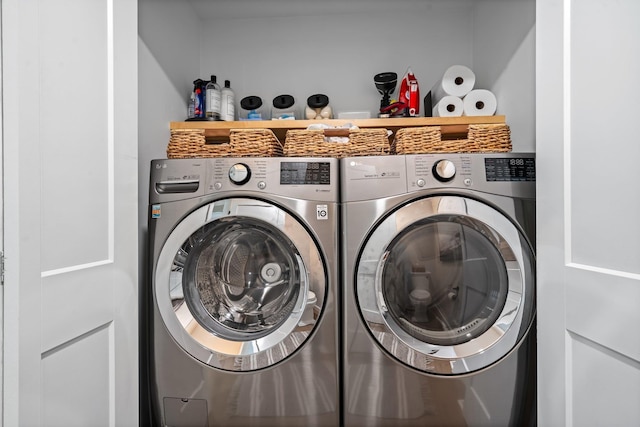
[341,153,536,426]
[148,157,340,426]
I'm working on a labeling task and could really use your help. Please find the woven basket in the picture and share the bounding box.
[284,128,390,158]
[393,124,511,154]
[167,128,283,158]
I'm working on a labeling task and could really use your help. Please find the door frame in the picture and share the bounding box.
[0,0,5,422]
[0,0,4,420]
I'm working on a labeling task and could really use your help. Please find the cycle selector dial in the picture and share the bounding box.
[229,163,251,185]
[432,159,456,182]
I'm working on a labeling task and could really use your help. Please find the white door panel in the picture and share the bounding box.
[570,332,640,426]
[42,324,113,427]
[566,269,640,362]
[2,0,138,426]
[39,0,111,271]
[538,0,640,425]
[41,266,114,353]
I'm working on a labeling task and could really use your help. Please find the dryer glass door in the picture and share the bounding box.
[356,195,535,375]
[155,198,325,371]
[381,218,509,347]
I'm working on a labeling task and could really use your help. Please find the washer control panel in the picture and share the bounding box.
[280,161,331,185]
[207,157,338,201]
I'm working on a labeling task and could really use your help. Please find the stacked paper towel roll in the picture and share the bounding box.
[431,65,476,100]
[463,89,497,116]
[430,65,497,117]
[433,96,464,117]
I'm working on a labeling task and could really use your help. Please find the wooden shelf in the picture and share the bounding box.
[170,116,506,142]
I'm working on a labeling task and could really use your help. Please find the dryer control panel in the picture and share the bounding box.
[484,157,536,182]
[406,153,535,199]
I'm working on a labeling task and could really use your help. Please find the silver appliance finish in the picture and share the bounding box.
[342,153,536,426]
[149,157,339,426]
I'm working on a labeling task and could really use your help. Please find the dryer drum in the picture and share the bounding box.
[180,218,301,341]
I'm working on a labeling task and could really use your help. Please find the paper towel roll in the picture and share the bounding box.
[432,96,464,117]
[463,89,497,116]
[431,65,476,103]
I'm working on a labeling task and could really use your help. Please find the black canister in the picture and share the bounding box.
[305,94,332,119]
[239,96,266,120]
[272,94,297,120]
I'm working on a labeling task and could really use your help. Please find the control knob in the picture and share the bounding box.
[229,163,251,185]
[432,159,456,182]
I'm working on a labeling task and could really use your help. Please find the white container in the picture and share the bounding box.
[220,80,235,121]
[299,291,317,326]
[205,75,221,120]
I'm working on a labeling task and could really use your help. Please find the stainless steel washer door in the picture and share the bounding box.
[155,198,325,371]
[356,196,535,375]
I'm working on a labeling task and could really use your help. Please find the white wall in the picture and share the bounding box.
[473,0,536,151]
[138,0,203,99]
[137,0,536,154]
[194,0,535,152]
[138,0,201,250]
[198,2,475,121]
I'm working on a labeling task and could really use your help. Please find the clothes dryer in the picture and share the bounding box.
[341,153,536,426]
[148,157,339,426]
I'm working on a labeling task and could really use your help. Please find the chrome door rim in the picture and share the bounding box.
[356,195,535,375]
[155,198,324,371]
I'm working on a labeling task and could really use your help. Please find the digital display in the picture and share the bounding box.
[485,158,536,182]
[280,162,331,185]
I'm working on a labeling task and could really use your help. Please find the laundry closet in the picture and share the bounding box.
[137,1,537,425]
[132,3,637,427]
[136,0,536,423]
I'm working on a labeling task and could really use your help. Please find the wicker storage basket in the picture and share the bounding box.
[284,128,390,158]
[167,128,283,158]
[392,124,511,154]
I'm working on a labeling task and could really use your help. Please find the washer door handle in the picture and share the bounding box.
[156,180,200,194]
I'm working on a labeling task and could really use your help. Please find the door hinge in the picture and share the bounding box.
[1,251,4,285]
